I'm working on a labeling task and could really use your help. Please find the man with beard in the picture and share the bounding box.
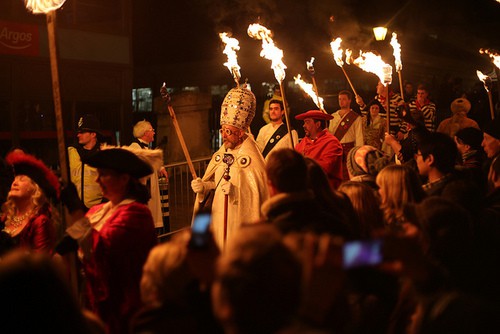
[256,99,298,161]
[295,110,343,189]
[191,86,269,249]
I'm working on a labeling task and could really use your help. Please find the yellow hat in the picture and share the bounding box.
[220,87,256,131]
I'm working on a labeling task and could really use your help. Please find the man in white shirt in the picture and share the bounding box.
[256,100,298,161]
[328,90,364,181]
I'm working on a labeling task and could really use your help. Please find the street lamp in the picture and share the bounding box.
[373,27,388,41]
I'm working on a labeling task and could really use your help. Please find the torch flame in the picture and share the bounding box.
[345,49,353,65]
[294,74,325,111]
[330,37,344,67]
[25,0,66,13]
[306,57,315,75]
[476,70,491,92]
[353,51,393,86]
[248,23,287,83]
[390,32,403,72]
[219,32,241,85]
[480,49,500,70]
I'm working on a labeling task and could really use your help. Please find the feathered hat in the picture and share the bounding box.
[5,151,60,201]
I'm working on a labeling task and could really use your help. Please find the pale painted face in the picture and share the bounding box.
[8,175,35,200]
[369,104,380,117]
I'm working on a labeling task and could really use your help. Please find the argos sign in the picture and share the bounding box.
[0,21,40,56]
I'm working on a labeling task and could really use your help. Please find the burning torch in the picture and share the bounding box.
[477,70,495,120]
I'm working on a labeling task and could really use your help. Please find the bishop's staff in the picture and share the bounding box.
[248,23,294,148]
[160,84,197,179]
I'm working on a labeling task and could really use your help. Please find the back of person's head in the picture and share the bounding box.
[418,132,458,174]
[416,197,473,282]
[140,240,195,306]
[376,164,426,205]
[213,224,301,334]
[0,250,91,334]
[338,182,384,238]
[455,127,484,152]
[266,149,308,193]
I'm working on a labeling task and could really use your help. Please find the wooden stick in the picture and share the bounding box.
[47,12,68,182]
[385,86,391,134]
[47,11,78,299]
[223,193,228,246]
[487,90,495,120]
[166,104,198,179]
[279,82,295,148]
[398,71,405,101]
[340,66,359,97]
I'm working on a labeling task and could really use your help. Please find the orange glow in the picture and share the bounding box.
[476,70,491,92]
[248,23,287,83]
[480,49,500,70]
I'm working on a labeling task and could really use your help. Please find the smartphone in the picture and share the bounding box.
[342,239,383,269]
[189,211,212,249]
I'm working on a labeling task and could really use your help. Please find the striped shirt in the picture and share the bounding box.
[409,99,436,132]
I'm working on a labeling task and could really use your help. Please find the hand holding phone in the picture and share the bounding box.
[189,211,212,249]
[342,239,383,269]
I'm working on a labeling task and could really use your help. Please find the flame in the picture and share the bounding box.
[390,32,402,72]
[248,23,287,83]
[25,0,66,13]
[330,37,344,67]
[345,49,353,65]
[219,32,241,84]
[353,51,393,86]
[294,74,324,110]
[476,70,491,92]
[306,57,315,74]
[480,49,500,70]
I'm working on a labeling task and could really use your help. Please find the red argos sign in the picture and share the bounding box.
[0,20,40,56]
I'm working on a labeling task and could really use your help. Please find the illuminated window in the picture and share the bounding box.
[132,88,153,112]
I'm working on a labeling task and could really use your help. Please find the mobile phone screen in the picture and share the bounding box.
[342,239,383,269]
[189,212,212,248]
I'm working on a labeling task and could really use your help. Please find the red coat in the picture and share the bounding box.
[295,129,343,189]
[83,201,157,334]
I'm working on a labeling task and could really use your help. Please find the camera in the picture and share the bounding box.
[342,239,383,269]
[188,211,212,249]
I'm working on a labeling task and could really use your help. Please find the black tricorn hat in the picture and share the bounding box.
[83,148,153,179]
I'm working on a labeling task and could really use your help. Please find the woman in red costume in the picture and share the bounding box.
[1,150,60,254]
[60,146,161,334]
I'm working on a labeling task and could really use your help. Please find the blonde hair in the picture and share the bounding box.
[133,120,152,139]
[2,175,61,238]
[376,165,425,227]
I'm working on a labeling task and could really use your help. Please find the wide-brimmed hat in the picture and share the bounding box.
[5,151,60,201]
[220,86,256,131]
[295,110,333,121]
[83,147,156,179]
[450,98,471,114]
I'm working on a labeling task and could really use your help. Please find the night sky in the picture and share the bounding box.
[132,0,500,70]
